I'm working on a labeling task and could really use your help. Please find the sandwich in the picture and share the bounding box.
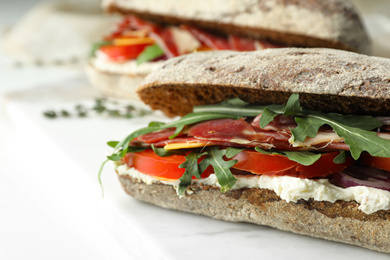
[102,48,390,253]
[87,0,371,99]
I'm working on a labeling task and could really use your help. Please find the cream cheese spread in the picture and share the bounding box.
[91,50,164,75]
[116,164,390,214]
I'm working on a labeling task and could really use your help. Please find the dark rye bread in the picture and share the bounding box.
[119,175,390,253]
[137,48,390,117]
[103,0,370,54]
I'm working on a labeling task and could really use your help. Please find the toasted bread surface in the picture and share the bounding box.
[137,48,390,117]
[103,0,370,53]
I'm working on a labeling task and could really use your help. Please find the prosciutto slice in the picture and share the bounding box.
[186,118,294,149]
[183,26,231,50]
[251,114,297,131]
[131,114,354,151]
[228,35,256,51]
[127,16,180,57]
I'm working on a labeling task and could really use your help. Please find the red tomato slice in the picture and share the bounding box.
[124,149,353,181]
[123,150,212,180]
[99,44,149,61]
[232,150,353,178]
[361,153,390,172]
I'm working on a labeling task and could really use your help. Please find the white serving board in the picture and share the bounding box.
[3,78,389,260]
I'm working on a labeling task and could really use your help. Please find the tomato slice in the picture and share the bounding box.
[361,153,390,172]
[124,149,353,181]
[99,44,150,61]
[232,150,353,178]
[123,150,212,180]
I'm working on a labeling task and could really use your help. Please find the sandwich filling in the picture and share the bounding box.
[90,15,284,72]
[116,165,390,214]
[103,94,390,214]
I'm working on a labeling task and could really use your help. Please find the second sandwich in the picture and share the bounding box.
[87,0,371,99]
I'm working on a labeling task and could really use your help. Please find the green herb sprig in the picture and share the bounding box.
[136,44,165,65]
[177,147,243,195]
[89,41,112,58]
[43,98,151,119]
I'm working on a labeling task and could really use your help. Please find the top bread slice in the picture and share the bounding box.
[137,48,390,117]
[103,0,371,54]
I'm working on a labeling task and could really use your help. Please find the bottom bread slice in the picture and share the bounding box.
[118,175,390,253]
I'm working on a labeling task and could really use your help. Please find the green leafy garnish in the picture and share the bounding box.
[98,159,109,197]
[255,147,321,166]
[194,102,284,117]
[177,147,241,194]
[259,108,279,128]
[107,112,241,161]
[292,111,386,160]
[107,141,119,148]
[196,93,388,160]
[136,44,164,65]
[284,92,302,116]
[333,150,347,164]
[199,147,237,193]
[89,41,111,58]
[43,98,151,119]
[284,95,385,160]
[225,147,245,159]
[178,151,207,195]
[282,151,321,166]
[151,144,180,157]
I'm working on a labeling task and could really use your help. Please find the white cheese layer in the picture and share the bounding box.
[116,164,390,215]
[91,50,164,75]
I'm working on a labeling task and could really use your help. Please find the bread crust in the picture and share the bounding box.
[119,175,390,253]
[137,48,390,117]
[103,0,370,54]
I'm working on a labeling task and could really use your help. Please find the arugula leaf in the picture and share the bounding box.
[136,44,164,65]
[279,94,387,160]
[325,112,381,130]
[225,147,245,159]
[98,159,109,197]
[259,108,279,128]
[194,101,284,117]
[148,121,166,127]
[291,110,389,160]
[89,41,111,58]
[282,151,321,166]
[254,147,273,155]
[107,112,241,162]
[151,144,180,157]
[199,147,237,193]
[284,93,302,115]
[107,141,119,148]
[177,152,206,195]
[127,146,148,153]
[216,98,250,107]
[292,110,382,143]
[255,147,321,166]
[291,116,323,141]
[333,150,347,164]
